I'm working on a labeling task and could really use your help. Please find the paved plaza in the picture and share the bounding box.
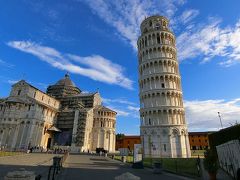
[0,153,234,180]
[59,154,192,180]
[0,153,56,179]
[0,153,193,180]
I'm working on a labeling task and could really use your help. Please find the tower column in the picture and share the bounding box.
[138,15,191,158]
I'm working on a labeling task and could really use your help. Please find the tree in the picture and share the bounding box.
[116,133,125,139]
[203,149,218,180]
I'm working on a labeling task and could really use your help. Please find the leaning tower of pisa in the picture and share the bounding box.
[138,15,191,158]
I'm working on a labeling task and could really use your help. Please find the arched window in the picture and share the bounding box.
[157,34,160,44]
[149,20,152,27]
[163,21,166,28]
[164,144,166,151]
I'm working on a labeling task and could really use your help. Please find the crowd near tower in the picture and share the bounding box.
[138,15,191,158]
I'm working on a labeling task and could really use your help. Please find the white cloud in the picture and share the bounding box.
[80,0,185,50]
[107,97,240,128]
[102,97,136,106]
[105,105,130,117]
[185,98,240,132]
[7,41,133,89]
[177,18,240,66]
[179,9,199,24]
[127,105,139,111]
[7,80,19,84]
[6,79,48,90]
[81,0,240,66]
[105,97,240,130]
[0,59,15,68]
[81,90,90,94]
[103,98,139,118]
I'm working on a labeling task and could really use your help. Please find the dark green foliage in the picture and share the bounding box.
[203,149,218,173]
[208,124,240,152]
[116,133,125,139]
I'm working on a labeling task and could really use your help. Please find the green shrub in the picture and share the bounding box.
[203,149,218,173]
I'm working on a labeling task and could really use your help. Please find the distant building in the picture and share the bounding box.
[0,74,116,152]
[116,135,141,151]
[188,132,214,150]
[116,132,214,152]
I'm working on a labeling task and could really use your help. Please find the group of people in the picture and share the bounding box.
[53,148,69,154]
[27,146,44,153]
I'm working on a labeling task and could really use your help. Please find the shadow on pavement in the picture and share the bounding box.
[0,164,52,179]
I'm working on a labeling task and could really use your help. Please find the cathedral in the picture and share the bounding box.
[0,74,116,152]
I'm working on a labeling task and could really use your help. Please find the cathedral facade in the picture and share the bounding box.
[0,74,116,152]
[138,16,191,158]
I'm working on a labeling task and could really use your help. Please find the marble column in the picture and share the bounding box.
[71,110,79,147]
[19,123,27,149]
[26,122,35,148]
[108,131,111,151]
[0,129,5,146]
[11,125,20,150]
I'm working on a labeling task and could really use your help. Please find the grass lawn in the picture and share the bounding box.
[0,151,24,157]
[143,157,200,177]
[191,150,205,158]
[114,154,200,177]
[114,155,133,163]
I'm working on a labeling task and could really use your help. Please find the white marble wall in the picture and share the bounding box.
[138,16,191,158]
[0,80,117,153]
[92,108,116,152]
[141,127,190,158]
[0,81,59,150]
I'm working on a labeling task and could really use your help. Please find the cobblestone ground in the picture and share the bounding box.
[0,153,57,179]
[59,154,193,180]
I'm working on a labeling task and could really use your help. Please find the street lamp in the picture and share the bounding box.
[217,112,223,129]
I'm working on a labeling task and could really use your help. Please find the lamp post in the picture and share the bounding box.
[217,112,223,129]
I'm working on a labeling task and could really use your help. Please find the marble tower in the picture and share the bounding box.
[138,15,191,158]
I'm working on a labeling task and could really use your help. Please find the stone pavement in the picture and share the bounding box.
[58,154,193,180]
[0,153,232,180]
[0,153,57,179]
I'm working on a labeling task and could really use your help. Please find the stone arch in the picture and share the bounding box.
[149,48,153,59]
[161,33,164,43]
[172,128,180,136]
[152,33,156,45]
[148,34,151,45]
[145,36,148,47]
[157,33,160,44]
[153,47,157,58]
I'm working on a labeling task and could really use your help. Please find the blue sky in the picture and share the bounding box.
[1,0,240,134]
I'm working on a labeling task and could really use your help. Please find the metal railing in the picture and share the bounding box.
[47,152,69,180]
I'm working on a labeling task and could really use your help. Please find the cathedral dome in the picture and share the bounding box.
[55,73,76,87]
[47,73,81,98]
